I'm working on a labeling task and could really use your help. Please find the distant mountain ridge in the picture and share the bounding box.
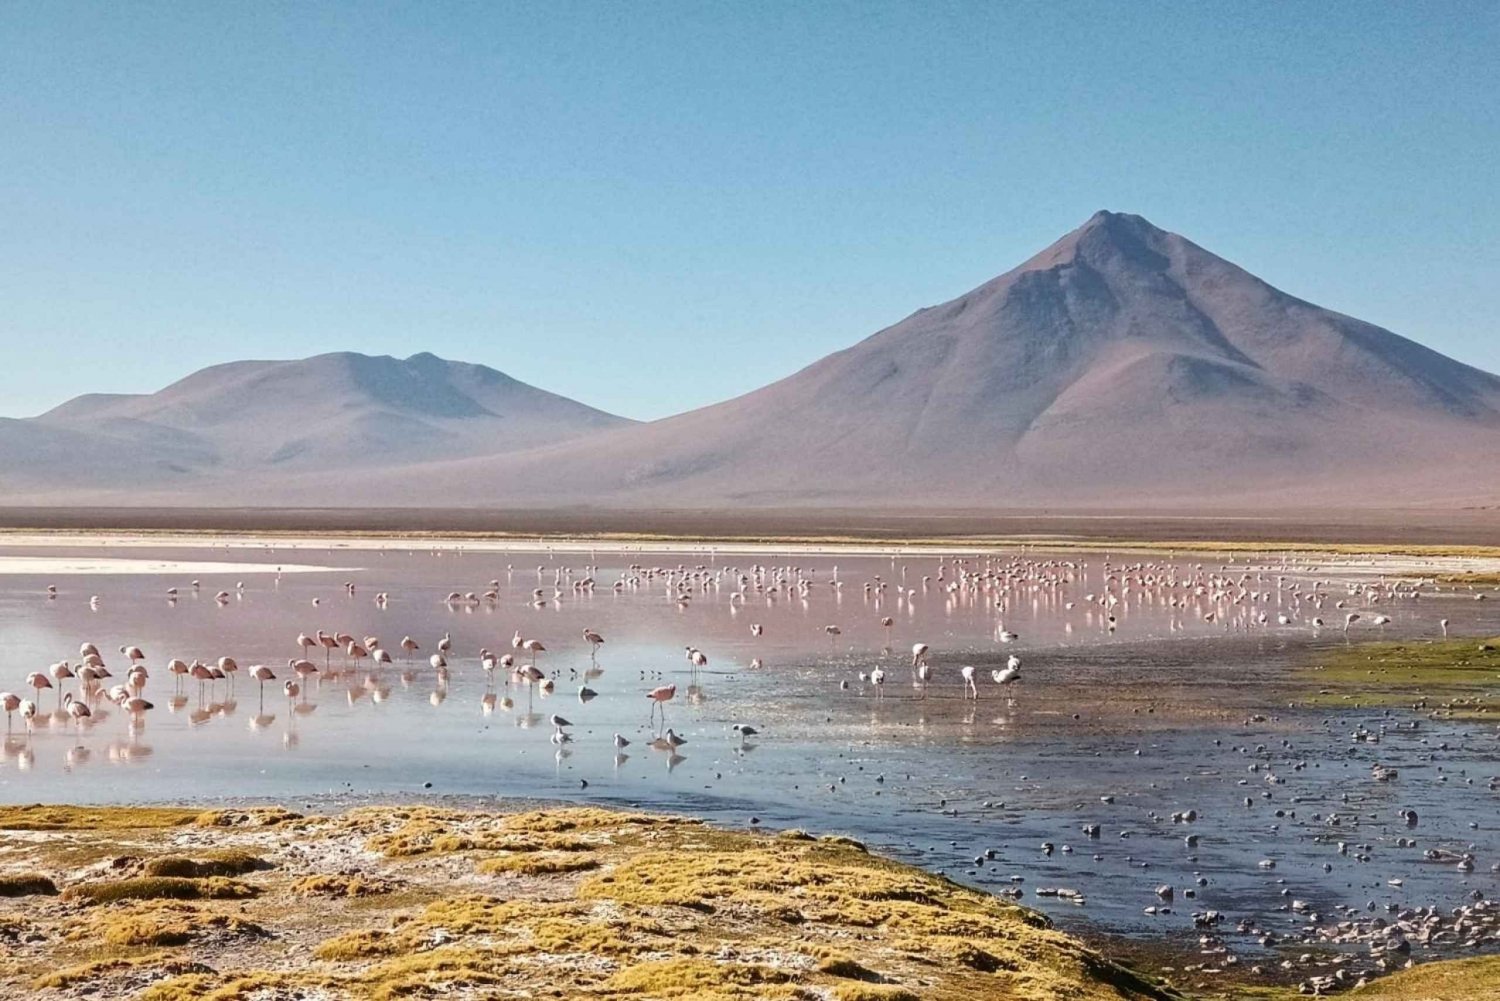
[6,351,632,486]
[3,213,1498,509]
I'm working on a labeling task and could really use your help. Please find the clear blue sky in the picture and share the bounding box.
[2,1,1496,420]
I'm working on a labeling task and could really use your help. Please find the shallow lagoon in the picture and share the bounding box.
[1,541,1496,956]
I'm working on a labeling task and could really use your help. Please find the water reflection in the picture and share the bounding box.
[0,542,1495,953]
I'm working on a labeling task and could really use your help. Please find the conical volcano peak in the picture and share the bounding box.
[1012,210,1170,276]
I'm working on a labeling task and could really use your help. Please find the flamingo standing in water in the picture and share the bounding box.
[62,692,91,736]
[26,672,52,707]
[870,667,886,699]
[583,629,604,658]
[218,657,239,691]
[189,661,215,701]
[522,636,546,668]
[646,684,676,726]
[49,662,75,706]
[993,655,1022,688]
[1,692,20,730]
[290,659,318,688]
[316,630,339,669]
[250,665,277,709]
[960,665,978,700]
[915,661,932,698]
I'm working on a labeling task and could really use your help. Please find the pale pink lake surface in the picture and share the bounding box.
[1,542,1497,951]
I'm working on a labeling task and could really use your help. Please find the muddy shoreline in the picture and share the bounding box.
[2,506,1500,547]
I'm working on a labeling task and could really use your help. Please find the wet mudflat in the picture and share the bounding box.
[0,540,1496,983]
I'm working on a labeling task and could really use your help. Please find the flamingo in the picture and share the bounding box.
[20,699,37,734]
[62,692,91,736]
[120,645,145,664]
[911,643,930,668]
[218,657,239,690]
[960,665,978,700]
[646,684,676,725]
[400,635,419,662]
[48,662,75,705]
[290,659,318,686]
[870,667,886,699]
[26,672,52,705]
[916,661,932,698]
[522,636,546,668]
[117,691,153,715]
[583,629,604,657]
[437,633,452,657]
[316,630,339,668]
[250,665,277,708]
[1,692,19,730]
[189,661,215,700]
[167,658,190,691]
[283,680,301,705]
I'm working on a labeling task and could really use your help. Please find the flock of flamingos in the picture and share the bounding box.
[0,554,1469,761]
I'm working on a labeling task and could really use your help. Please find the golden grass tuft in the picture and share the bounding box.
[63,875,259,904]
[0,872,58,896]
[477,851,600,876]
[194,806,304,827]
[315,928,398,961]
[1342,956,1500,999]
[815,949,880,980]
[503,806,698,833]
[144,851,270,878]
[0,804,200,830]
[290,873,390,897]
[32,955,167,990]
[832,986,922,1001]
[605,957,793,997]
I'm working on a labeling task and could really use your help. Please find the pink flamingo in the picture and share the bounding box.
[646,684,677,726]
